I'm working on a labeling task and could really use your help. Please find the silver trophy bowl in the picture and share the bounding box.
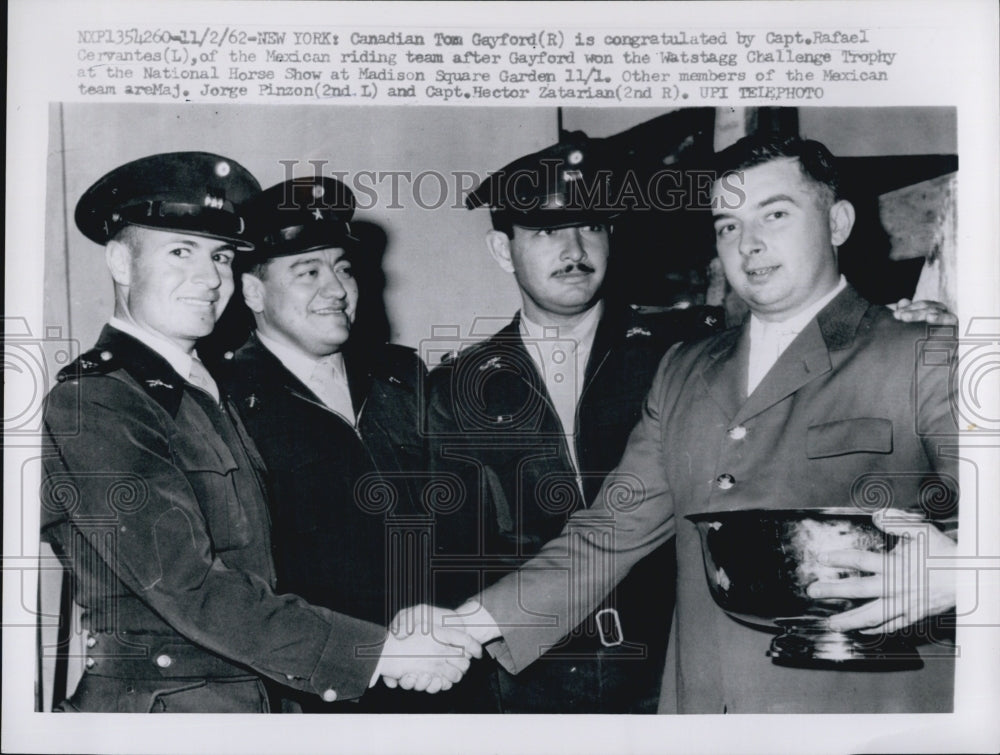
[686,507,924,671]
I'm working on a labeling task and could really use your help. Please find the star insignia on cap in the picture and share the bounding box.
[313,208,323,221]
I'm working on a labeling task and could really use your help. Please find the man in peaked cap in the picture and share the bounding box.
[223,176,443,712]
[423,133,724,713]
[450,132,959,714]
[41,153,478,713]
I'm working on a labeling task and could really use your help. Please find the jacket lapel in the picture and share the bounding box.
[580,304,618,397]
[475,316,552,424]
[735,320,832,425]
[700,326,747,423]
[240,333,328,412]
[97,326,187,416]
[344,344,374,417]
[702,286,868,426]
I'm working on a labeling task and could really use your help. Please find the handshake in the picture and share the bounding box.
[369,601,500,694]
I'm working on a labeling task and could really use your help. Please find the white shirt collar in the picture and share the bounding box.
[109,316,194,380]
[519,301,603,358]
[255,330,346,388]
[749,275,848,340]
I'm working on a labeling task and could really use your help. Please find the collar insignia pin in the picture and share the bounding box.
[480,356,502,371]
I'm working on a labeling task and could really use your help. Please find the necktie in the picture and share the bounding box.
[538,335,584,488]
[188,357,220,403]
[309,355,356,424]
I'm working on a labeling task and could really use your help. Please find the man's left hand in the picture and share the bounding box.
[889,298,957,326]
[806,508,957,634]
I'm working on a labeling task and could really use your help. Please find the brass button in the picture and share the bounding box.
[155,654,173,668]
[86,635,97,648]
[728,425,747,440]
[85,657,95,669]
[716,474,735,490]
[321,689,337,702]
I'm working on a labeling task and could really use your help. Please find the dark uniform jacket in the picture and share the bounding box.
[41,326,386,712]
[427,303,722,712]
[480,287,958,713]
[224,334,428,624]
[223,334,430,711]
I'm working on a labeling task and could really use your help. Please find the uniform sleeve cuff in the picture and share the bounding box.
[309,618,387,702]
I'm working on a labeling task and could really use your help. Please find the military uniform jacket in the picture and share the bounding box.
[427,304,722,655]
[41,326,386,705]
[223,334,428,626]
[480,286,959,713]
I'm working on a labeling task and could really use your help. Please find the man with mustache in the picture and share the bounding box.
[224,176,447,711]
[40,155,478,713]
[450,132,960,714]
[425,135,724,713]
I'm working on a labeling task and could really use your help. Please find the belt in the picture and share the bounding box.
[596,607,625,647]
[83,631,253,680]
[529,608,640,658]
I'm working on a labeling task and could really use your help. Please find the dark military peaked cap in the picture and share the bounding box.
[75,152,261,250]
[245,176,358,261]
[466,132,621,230]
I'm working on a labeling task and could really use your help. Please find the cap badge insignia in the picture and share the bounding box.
[626,327,652,338]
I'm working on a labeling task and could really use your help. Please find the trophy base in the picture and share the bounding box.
[766,617,924,671]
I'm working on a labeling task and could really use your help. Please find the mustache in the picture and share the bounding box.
[552,262,596,276]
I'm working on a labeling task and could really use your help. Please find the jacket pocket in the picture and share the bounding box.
[806,417,893,458]
[171,429,250,551]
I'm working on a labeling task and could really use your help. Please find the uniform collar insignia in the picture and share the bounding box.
[480,355,503,371]
[93,326,186,416]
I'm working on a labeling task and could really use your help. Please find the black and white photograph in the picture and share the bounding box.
[5,2,999,754]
